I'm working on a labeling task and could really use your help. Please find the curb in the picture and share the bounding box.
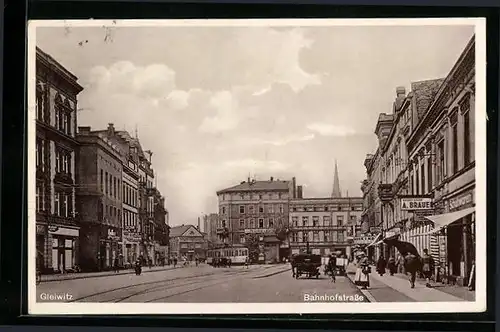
[39,266,183,283]
[252,267,291,279]
[345,269,377,303]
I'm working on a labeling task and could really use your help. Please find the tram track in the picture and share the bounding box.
[72,268,254,302]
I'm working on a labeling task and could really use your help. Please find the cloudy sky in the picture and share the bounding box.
[35,21,474,226]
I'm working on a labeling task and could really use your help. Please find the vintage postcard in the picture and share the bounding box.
[27,18,486,315]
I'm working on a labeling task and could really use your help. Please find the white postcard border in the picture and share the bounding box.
[27,17,487,315]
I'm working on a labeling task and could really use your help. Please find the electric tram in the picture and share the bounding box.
[207,247,249,265]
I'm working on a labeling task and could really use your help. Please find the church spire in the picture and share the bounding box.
[332,159,342,198]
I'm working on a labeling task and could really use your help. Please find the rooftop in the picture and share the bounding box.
[169,224,196,237]
[217,179,290,194]
[411,78,445,119]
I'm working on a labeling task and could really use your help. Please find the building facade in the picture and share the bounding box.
[169,225,208,261]
[152,187,169,264]
[137,148,156,263]
[35,47,83,273]
[76,127,123,271]
[202,213,220,245]
[403,36,476,285]
[216,177,295,263]
[288,197,363,258]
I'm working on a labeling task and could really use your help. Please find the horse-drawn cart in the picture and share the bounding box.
[292,253,322,279]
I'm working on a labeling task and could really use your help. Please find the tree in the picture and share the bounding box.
[244,233,260,262]
[274,223,290,242]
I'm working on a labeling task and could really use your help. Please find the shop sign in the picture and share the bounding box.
[353,235,375,245]
[449,193,473,211]
[123,231,141,242]
[370,227,382,234]
[36,224,46,234]
[48,225,59,232]
[244,228,275,234]
[49,227,78,237]
[401,197,433,211]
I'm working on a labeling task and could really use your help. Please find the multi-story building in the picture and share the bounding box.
[95,125,141,266]
[202,213,219,245]
[216,177,295,263]
[35,47,83,273]
[152,187,169,264]
[137,148,156,263]
[403,36,476,285]
[289,196,363,258]
[169,224,208,261]
[76,126,123,271]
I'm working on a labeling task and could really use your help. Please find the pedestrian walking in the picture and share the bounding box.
[354,252,370,289]
[421,249,435,288]
[397,254,405,274]
[173,257,178,268]
[114,257,120,273]
[244,256,249,269]
[195,257,199,267]
[387,256,396,276]
[148,258,153,269]
[404,252,419,289]
[376,255,386,276]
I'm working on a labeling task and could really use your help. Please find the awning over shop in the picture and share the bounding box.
[365,233,381,248]
[263,236,280,243]
[410,207,475,237]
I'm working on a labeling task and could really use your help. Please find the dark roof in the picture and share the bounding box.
[217,180,290,194]
[169,225,192,237]
[411,78,445,119]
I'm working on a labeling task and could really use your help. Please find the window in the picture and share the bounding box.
[105,172,109,195]
[101,170,104,192]
[313,216,319,227]
[240,235,245,244]
[113,178,117,198]
[239,219,245,228]
[331,231,338,242]
[337,215,343,226]
[258,219,264,228]
[54,193,61,216]
[36,138,45,171]
[437,140,445,183]
[36,183,45,212]
[415,166,420,195]
[313,231,319,242]
[259,206,264,213]
[427,157,433,191]
[259,194,263,199]
[302,232,309,243]
[250,219,255,228]
[239,205,245,214]
[323,216,331,226]
[351,206,355,211]
[324,231,330,242]
[338,231,344,243]
[350,215,356,222]
[293,208,297,212]
[463,108,471,166]
[279,204,284,213]
[268,218,274,228]
[302,216,309,227]
[409,167,414,195]
[222,220,226,228]
[268,205,274,213]
[451,113,458,174]
[222,206,226,214]
[337,206,342,211]
[421,162,425,194]
[325,207,329,212]
[292,232,299,242]
[249,205,254,213]
[292,217,298,227]
[36,91,44,120]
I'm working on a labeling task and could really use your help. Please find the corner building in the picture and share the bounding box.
[216,177,294,263]
[35,48,83,273]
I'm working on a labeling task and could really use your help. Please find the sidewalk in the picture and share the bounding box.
[346,264,466,302]
[39,264,179,282]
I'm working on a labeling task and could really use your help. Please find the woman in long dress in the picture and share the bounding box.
[354,252,370,289]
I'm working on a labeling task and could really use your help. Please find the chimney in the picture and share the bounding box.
[270,176,274,182]
[292,177,297,198]
[297,185,303,199]
[108,123,115,136]
[78,126,91,135]
[197,217,201,231]
[396,86,406,98]
[248,176,251,183]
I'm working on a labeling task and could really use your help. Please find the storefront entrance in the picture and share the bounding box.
[51,236,76,272]
[447,223,463,276]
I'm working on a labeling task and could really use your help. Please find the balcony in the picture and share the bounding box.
[377,183,394,203]
[54,172,74,185]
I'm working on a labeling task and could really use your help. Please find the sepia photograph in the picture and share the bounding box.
[27,18,486,315]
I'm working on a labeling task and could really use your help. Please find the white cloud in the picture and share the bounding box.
[306,123,356,136]
[165,90,189,110]
[198,91,240,133]
[260,133,316,146]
